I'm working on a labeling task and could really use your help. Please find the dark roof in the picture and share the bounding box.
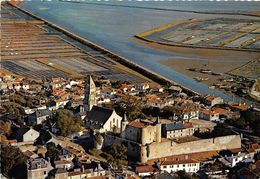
[85,106,114,129]
[164,122,185,131]
[0,113,20,124]
[17,126,31,136]
[34,109,52,118]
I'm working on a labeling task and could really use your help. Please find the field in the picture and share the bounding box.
[136,18,260,51]
[0,3,148,83]
[228,59,260,79]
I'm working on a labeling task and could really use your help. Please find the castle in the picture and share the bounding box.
[105,117,241,163]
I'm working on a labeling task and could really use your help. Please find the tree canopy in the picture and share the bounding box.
[1,145,27,178]
[46,142,61,163]
[104,143,127,169]
[52,109,82,136]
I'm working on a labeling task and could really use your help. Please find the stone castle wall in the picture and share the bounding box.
[140,135,241,163]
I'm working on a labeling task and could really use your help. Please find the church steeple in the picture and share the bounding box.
[84,75,97,112]
[121,112,128,137]
[123,112,127,122]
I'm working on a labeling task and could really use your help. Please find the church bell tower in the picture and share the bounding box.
[84,75,97,112]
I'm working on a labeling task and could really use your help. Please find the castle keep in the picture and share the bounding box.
[105,119,241,163]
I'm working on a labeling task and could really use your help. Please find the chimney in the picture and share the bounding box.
[185,155,188,160]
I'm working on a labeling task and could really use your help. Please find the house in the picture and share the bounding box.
[169,85,182,93]
[135,83,150,91]
[224,151,254,167]
[202,96,224,107]
[49,168,68,179]
[135,165,160,177]
[27,158,51,179]
[23,150,39,160]
[85,106,122,133]
[160,159,200,173]
[247,143,260,159]
[54,160,73,170]
[182,109,199,120]
[120,84,135,93]
[27,109,52,125]
[228,102,249,111]
[199,109,220,121]
[15,126,40,143]
[23,105,47,115]
[162,122,195,139]
[210,107,235,120]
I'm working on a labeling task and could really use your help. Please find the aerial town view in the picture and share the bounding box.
[0,1,260,179]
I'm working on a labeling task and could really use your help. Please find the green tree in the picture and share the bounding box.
[106,143,127,169]
[53,109,82,136]
[1,145,27,178]
[46,142,61,163]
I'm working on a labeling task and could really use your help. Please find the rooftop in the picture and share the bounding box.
[85,106,115,129]
[128,121,148,128]
[161,159,199,165]
[136,165,159,173]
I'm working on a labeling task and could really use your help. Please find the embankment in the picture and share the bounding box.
[9,2,199,96]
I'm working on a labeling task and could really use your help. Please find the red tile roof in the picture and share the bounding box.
[212,108,229,115]
[205,96,216,101]
[228,102,249,111]
[184,122,193,128]
[128,121,147,128]
[200,109,218,115]
[136,165,159,173]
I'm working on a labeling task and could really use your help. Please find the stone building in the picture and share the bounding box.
[162,122,195,139]
[15,126,40,143]
[84,76,97,112]
[202,96,224,107]
[27,158,50,179]
[85,106,122,133]
[27,109,52,125]
[160,159,200,173]
[104,118,241,163]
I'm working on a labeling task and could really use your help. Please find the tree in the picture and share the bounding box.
[46,142,61,163]
[0,120,12,135]
[53,109,82,136]
[1,145,27,178]
[105,143,127,169]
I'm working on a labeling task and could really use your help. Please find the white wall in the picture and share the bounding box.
[160,162,200,173]
[23,128,40,142]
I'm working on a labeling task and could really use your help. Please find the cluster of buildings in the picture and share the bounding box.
[1,73,260,179]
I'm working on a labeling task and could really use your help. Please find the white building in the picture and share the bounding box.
[225,152,254,167]
[54,160,73,170]
[203,96,224,107]
[27,158,51,179]
[85,106,122,133]
[16,127,40,143]
[160,159,200,173]
[199,109,220,121]
[182,110,199,120]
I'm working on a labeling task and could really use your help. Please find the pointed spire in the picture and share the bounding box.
[123,112,127,122]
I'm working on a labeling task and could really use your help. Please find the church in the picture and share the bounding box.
[83,76,122,133]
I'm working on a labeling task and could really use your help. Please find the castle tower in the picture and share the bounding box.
[121,112,129,138]
[155,116,161,143]
[84,76,97,112]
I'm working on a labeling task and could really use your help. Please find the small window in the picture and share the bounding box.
[183,164,185,167]
[44,171,46,175]
[163,166,167,169]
